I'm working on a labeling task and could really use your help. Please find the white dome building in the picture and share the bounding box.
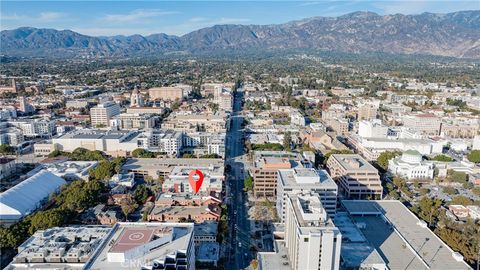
[388,150,434,180]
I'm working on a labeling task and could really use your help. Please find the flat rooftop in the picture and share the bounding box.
[122,158,224,174]
[257,241,291,270]
[278,168,337,190]
[56,129,134,140]
[330,154,377,172]
[342,200,472,270]
[86,222,194,270]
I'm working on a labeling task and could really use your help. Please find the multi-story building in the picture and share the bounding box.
[52,129,139,156]
[217,92,233,111]
[277,168,338,220]
[327,154,382,199]
[0,79,17,94]
[284,193,342,270]
[6,226,112,270]
[357,104,377,120]
[201,83,224,97]
[122,158,224,180]
[183,132,226,157]
[90,101,120,127]
[388,150,434,180]
[136,129,183,156]
[110,113,156,130]
[162,112,229,133]
[162,164,224,194]
[0,128,24,146]
[9,119,56,138]
[149,86,185,101]
[290,110,306,126]
[325,118,349,135]
[251,151,310,198]
[86,222,196,270]
[402,113,441,136]
[358,120,389,138]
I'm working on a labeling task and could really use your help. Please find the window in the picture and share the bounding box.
[304,238,309,242]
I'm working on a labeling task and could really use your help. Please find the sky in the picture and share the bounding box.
[1,1,479,36]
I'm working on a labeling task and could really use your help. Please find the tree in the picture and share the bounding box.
[450,195,472,206]
[120,195,138,221]
[244,176,254,191]
[132,148,156,158]
[443,186,458,195]
[283,132,292,151]
[28,208,75,234]
[447,170,468,184]
[467,150,480,163]
[134,185,153,204]
[431,154,454,162]
[376,151,401,170]
[0,144,15,155]
[411,196,443,227]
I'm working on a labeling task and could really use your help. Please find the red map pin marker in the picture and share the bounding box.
[188,169,204,193]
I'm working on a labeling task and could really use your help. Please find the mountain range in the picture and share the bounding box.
[1,10,480,58]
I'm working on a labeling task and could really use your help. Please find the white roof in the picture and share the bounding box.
[0,170,66,221]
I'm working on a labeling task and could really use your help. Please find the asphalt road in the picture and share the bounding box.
[224,89,252,270]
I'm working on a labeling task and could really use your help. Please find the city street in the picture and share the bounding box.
[224,88,252,270]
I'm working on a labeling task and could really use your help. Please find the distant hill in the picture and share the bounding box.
[1,10,479,58]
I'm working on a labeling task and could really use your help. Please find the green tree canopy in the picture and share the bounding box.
[132,148,156,158]
[0,144,15,154]
[376,151,401,170]
[467,150,480,163]
[431,154,453,162]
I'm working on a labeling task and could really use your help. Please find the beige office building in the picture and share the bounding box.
[327,154,382,199]
[90,101,120,127]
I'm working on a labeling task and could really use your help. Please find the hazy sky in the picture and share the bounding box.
[1,1,479,36]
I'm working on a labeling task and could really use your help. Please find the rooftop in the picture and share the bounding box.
[86,222,194,270]
[330,154,378,172]
[341,200,472,270]
[7,226,112,270]
[278,168,337,190]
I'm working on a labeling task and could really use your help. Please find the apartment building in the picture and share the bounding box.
[327,154,382,199]
[183,132,226,157]
[9,119,56,137]
[162,112,229,133]
[284,193,342,270]
[110,113,156,130]
[277,168,338,220]
[136,129,183,156]
[149,86,185,101]
[90,101,120,127]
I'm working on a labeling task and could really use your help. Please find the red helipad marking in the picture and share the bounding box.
[110,228,155,252]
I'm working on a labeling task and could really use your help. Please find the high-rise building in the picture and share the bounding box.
[284,193,342,270]
[327,154,382,199]
[277,168,338,220]
[90,101,120,127]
